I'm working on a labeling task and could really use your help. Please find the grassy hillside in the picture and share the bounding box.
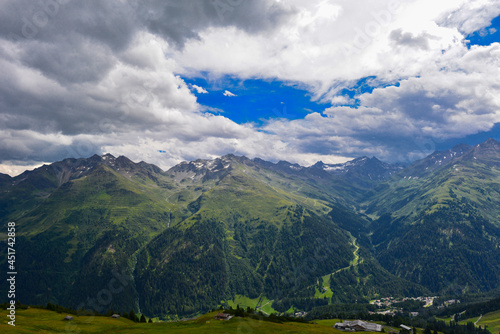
[0,308,385,333]
[372,199,500,293]
[0,159,182,311]
[365,139,500,223]
[365,140,500,294]
[473,310,500,334]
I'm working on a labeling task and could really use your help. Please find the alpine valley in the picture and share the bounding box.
[1,139,500,319]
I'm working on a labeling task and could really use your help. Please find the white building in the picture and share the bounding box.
[334,320,383,332]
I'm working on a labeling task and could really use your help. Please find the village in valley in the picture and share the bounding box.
[327,297,465,333]
[368,296,460,316]
[289,296,459,319]
[370,296,438,309]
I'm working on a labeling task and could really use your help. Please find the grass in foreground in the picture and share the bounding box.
[0,308,385,333]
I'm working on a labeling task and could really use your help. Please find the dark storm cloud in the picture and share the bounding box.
[0,1,136,48]
[19,37,116,84]
[133,0,296,47]
[0,0,295,83]
[0,0,294,48]
[0,0,137,84]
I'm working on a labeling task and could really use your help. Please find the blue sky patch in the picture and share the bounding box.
[183,75,330,124]
[466,14,500,47]
[184,75,401,124]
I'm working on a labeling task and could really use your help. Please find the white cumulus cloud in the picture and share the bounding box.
[223,90,237,97]
[191,84,208,94]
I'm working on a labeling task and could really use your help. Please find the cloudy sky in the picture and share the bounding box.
[1,0,500,175]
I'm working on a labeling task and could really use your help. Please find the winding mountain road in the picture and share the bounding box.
[330,236,361,277]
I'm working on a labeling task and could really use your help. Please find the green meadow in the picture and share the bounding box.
[0,308,386,333]
[462,310,500,334]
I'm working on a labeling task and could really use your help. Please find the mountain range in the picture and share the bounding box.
[1,138,499,318]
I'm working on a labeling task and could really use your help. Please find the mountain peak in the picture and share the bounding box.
[451,143,472,152]
[477,138,500,149]
[312,161,325,168]
[307,156,403,187]
[466,138,500,155]
[167,156,235,182]
[277,160,303,169]
[221,153,236,159]
[459,138,500,164]
[401,138,500,178]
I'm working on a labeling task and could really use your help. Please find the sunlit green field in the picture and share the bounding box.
[0,308,385,333]
[461,310,500,334]
[225,294,277,315]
